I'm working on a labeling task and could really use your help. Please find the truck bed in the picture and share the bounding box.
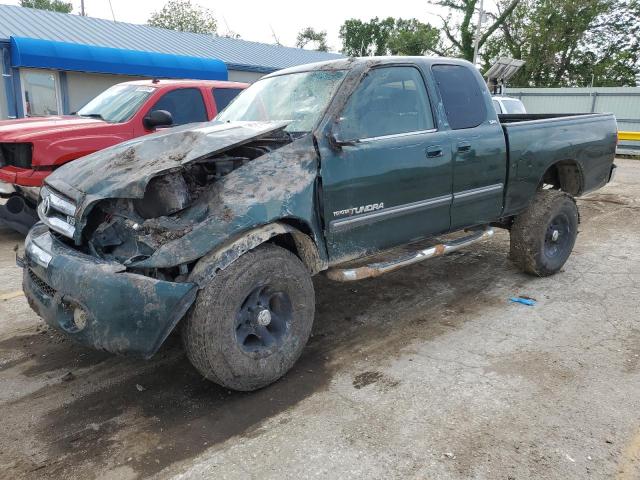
[499,112,618,216]
[498,113,596,123]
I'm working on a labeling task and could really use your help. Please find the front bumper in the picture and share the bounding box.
[21,224,198,358]
[0,165,49,187]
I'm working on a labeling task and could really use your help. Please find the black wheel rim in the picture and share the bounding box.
[235,285,292,354]
[544,213,572,259]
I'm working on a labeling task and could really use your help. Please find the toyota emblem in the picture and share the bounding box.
[42,196,51,216]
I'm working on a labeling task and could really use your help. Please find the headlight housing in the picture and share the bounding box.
[134,173,191,219]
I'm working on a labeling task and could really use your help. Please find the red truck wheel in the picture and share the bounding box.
[182,244,315,391]
[509,190,580,276]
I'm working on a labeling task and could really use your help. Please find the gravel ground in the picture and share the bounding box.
[0,159,638,480]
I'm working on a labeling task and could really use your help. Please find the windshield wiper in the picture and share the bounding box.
[79,113,105,121]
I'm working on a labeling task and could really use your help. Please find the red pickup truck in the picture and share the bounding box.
[0,78,247,233]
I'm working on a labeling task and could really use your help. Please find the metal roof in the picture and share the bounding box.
[0,4,343,73]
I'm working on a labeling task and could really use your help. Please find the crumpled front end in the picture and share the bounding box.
[37,122,321,271]
[21,223,197,357]
[21,121,323,356]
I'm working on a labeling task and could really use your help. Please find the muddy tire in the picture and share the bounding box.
[510,190,579,276]
[182,244,315,391]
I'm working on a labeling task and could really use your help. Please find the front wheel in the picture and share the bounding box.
[510,190,580,276]
[182,244,315,391]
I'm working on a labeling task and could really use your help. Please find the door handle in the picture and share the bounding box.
[457,141,472,153]
[426,145,443,158]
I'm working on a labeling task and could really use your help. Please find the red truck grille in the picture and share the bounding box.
[0,143,33,168]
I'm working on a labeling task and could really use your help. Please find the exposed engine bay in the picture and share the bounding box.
[80,133,294,270]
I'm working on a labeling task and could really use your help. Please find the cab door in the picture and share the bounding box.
[135,87,209,135]
[431,64,507,229]
[319,66,453,263]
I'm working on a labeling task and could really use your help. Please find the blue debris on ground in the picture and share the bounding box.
[510,297,537,306]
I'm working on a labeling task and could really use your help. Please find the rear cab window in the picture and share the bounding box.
[432,64,487,130]
[149,88,208,126]
[212,88,243,112]
[339,66,434,140]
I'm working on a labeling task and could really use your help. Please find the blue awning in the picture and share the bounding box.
[9,36,227,80]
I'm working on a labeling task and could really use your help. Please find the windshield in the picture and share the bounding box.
[216,70,347,132]
[501,98,526,114]
[77,85,155,123]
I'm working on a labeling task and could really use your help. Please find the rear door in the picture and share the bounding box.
[432,64,507,229]
[320,65,453,262]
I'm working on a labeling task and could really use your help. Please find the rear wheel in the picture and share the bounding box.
[510,190,579,276]
[182,244,315,391]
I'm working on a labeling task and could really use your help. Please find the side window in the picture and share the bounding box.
[492,99,503,114]
[340,66,434,140]
[150,88,207,126]
[432,64,487,130]
[213,88,243,112]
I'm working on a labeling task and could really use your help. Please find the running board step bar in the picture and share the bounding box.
[325,227,495,282]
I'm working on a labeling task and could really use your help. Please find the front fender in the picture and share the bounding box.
[33,134,130,168]
[130,136,325,269]
[187,222,326,287]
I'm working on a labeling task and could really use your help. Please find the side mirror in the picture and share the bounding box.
[329,118,359,149]
[143,110,173,130]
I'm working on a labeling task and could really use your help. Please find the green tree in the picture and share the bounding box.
[296,27,329,52]
[148,0,217,35]
[339,17,396,56]
[20,0,72,13]
[433,0,520,61]
[387,18,440,56]
[484,0,640,86]
[340,17,440,57]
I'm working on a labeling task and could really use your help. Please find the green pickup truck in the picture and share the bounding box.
[20,57,618,391]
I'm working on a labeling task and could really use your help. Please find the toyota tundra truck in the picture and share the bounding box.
[19,57,618,391]
[0,78,247,233]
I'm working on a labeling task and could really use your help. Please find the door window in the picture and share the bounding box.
[21,69,60,116]
[492,99,503,114]
[150,88,207,125]
[339,67,434,140]
[212,87,243,112]
[432,64,487,130]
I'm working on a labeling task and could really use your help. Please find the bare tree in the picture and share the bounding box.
[296,27,329,52]
[432,0,519,61]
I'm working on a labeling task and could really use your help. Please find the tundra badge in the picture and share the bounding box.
[333,203,384,218]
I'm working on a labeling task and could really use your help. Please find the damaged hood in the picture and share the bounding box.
[45,120,290,206]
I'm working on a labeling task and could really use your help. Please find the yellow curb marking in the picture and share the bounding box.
[617,428,640,480]
[0,290,24,301]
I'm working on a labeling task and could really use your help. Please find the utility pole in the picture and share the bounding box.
[472,0,484,66]
[108,0,116,21]
[80,0,86,16]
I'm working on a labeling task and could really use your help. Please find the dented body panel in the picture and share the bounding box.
[131,135,323,269]
[45,121,293,244]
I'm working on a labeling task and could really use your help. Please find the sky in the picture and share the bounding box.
[0,0,467,52]
[1,0,500,52]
